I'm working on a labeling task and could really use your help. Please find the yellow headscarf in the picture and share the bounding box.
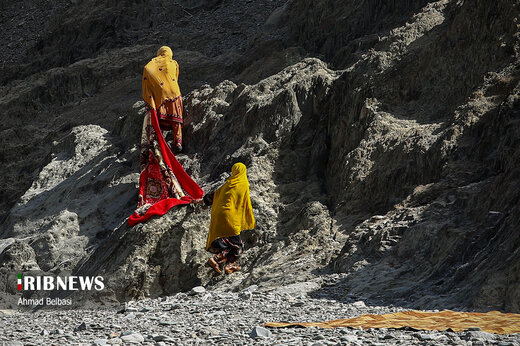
[142,46,181,109]
[206,163,256,249]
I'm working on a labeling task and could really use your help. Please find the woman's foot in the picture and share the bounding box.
[224,263,240,274]
[206,257,221,274]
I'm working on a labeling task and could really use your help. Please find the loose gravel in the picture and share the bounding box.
[1,286,519,345]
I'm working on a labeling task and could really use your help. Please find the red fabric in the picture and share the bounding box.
[128,109,203,226]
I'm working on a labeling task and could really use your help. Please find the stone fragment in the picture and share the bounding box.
[209,311,226,317]
[123,313,135,320]
[465,331,497,341]
[93,339,108,345]
[153,335,173,342]
[159,319,175,326]
[120,332,144,344]
[250,326,272,339]
[275,282,320,296]
[352,301,366,308]
[239,291,253,300]
[340,335,359,343]
[241,285,258,293]
[417,333,435,341]
[189,286,206,295]
[74,322,89,332]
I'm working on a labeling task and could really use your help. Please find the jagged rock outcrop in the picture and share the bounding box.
[1,0,519,314]
[70,59,343,304]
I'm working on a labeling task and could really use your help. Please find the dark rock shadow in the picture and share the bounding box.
[308,67,520,312]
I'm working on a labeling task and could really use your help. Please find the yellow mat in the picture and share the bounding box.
[265,310,520,335]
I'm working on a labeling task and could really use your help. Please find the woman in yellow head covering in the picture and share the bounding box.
[142,46,184,152]
[194,163,256,274]
[128,46,203,226]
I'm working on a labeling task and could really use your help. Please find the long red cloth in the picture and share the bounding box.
[128,108,203,226]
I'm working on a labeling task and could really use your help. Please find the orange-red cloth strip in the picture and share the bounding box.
[265,310,520,335]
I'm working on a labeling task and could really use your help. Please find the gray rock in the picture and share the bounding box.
[153,335,173,342]
[416,333,436,341]
[275,282,321,296]
[465,331,497,341]
[93,339,108,345]
[241,285,258,293]
[238,291,253,300]
[120,332,144,344]
[250,326,272,339]
[158,320,175,326]
[1,0,520,328]
[189,286,206,296]
[352,301,366,308]
[123,313,136,320]
[340,335,359,343]
[208,311,226,317]
[74,322,89,332]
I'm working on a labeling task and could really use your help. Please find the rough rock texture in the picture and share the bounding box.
[1,0,520,319]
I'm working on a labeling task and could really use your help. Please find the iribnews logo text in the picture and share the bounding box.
[17,274,105,291]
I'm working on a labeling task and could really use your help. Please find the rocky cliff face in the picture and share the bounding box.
[1,0,519,313]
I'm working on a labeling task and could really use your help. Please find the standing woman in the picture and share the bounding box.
[196,163,255,274]
[128,46,203,226]
[142,46,184,152]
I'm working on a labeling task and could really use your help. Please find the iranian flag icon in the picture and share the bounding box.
[17,274,22,291]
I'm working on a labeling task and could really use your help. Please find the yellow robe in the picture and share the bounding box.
[206,163,256,249]
[142,46,181,110]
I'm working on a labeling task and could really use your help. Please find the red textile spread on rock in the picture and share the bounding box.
[128,108,203,226]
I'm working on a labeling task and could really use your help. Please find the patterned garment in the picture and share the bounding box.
[137,111,185,211]
[156,95,183,147]
[208,235,244,264]
[128,46,203,226]
[128,107,203,226]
